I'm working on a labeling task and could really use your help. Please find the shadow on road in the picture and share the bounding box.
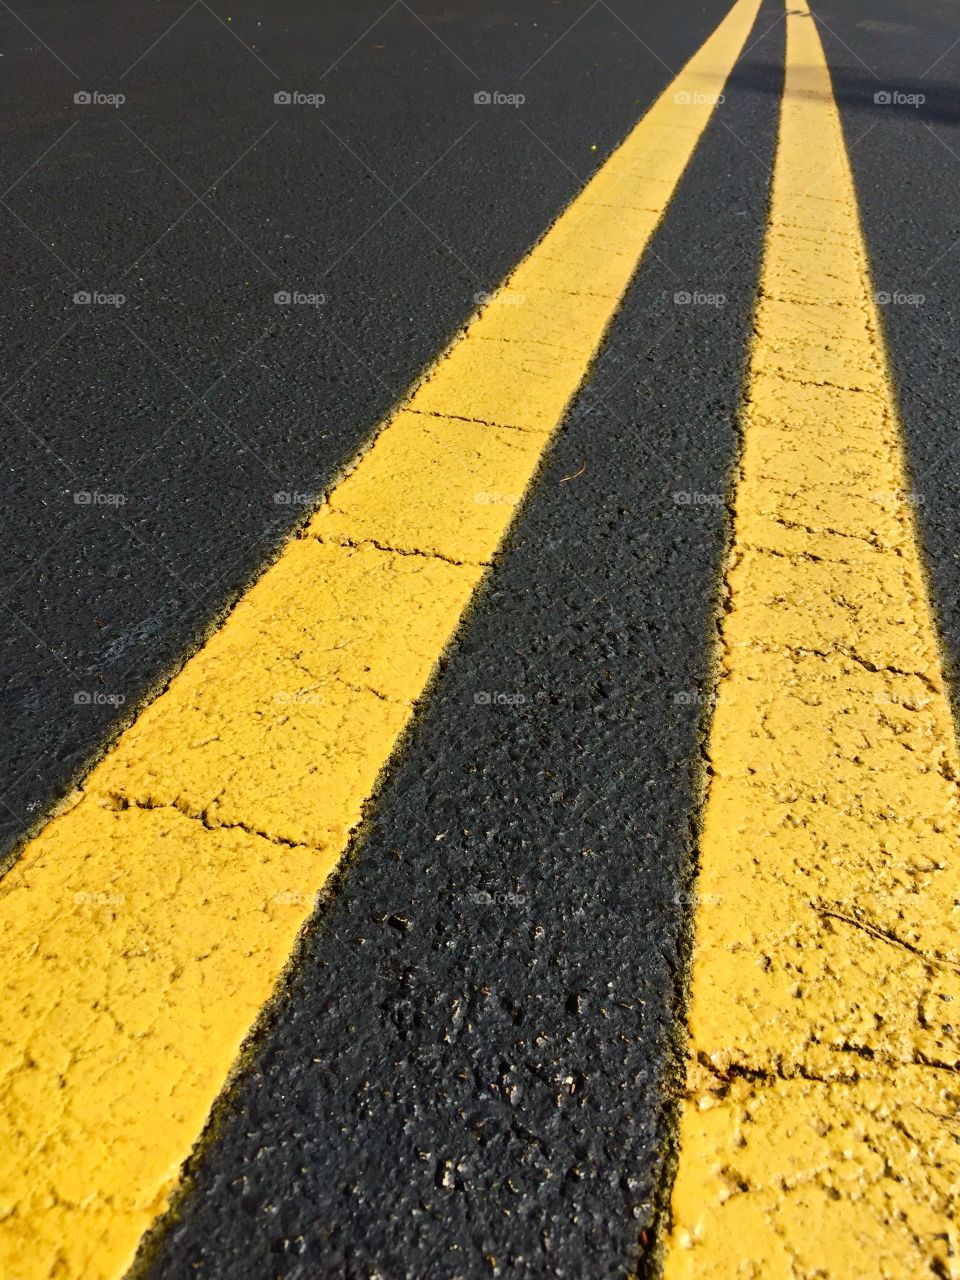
[726,60,960,127]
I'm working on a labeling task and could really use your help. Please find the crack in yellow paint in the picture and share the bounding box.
[0,2,764,1275]
[662,4,960,1278]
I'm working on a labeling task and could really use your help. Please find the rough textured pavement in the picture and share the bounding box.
[1,0,732,858]
[136,6,783,1276]
[4,0,960,1276]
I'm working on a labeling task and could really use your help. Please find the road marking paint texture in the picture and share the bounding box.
[812,8,960,737]
[0,0,740,872]
[136,8,787,1274]
[663,2,960,1278]
[0,1,763,1275]
[2,0,752,872]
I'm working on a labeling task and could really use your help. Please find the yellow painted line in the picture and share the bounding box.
[0,4,762,1276]
[663,3,960,1277]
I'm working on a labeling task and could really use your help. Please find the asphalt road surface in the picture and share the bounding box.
[2,1,960,1278]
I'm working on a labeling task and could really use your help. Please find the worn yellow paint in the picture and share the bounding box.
[0,3,762,1276]
[663,4,960,1278]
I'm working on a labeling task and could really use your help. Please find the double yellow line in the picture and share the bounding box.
[3,0,958,1276]
[0,2,761,1276]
